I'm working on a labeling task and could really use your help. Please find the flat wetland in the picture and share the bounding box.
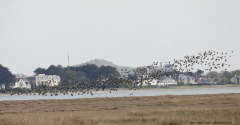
[0,92,240,125]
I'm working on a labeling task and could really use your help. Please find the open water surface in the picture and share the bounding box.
[0,88,239,101]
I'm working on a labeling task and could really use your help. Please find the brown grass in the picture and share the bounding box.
[0,93,239,125]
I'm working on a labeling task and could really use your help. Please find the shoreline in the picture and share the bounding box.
[0,86,240,97]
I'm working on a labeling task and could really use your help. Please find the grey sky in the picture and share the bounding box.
[0,0,239,76]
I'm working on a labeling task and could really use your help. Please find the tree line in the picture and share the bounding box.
[34,64,119,81]
[0,64,15,88]
[0,64,119,89]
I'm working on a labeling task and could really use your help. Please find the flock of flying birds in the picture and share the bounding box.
[0,50,234,96]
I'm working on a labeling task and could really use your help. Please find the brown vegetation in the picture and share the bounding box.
[0,93,240,125]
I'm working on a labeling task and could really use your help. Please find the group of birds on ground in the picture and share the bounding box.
[0,50,234,97]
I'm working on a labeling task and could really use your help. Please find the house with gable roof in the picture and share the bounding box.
[13,77,31,89]
[157,76,177,86]
[196,76,215,84]
[25,74,60,89]
[177,74,197,84]
[0,84,5,89]
[231,75,240,84]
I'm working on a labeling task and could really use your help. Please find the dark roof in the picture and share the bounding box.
[15,78,22,82]
[23,79,30,84]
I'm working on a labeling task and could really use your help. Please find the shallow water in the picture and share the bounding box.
[0,88,239,101]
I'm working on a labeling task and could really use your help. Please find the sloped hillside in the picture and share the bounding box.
[72,59,136,74]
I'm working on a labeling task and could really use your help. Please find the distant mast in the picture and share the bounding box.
[68,51,69,71]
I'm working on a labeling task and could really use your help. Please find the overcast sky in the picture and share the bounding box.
[0,0,239,76]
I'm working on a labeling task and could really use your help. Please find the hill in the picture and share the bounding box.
[72,59,136,75]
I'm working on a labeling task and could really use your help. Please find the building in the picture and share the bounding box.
[131,74,157,87]
[231,75,240,84]
[132,67,204,87]
[133,75,177,87]
[196,76,215,84]
[0,84,5,89]
[158,76,177,86]
[177,74,197,84]
[144,79,158,87]
[12,78,31,89]
[24,74,61,88]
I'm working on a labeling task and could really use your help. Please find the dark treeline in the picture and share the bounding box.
[0,64,15,88]
[0,64,119,89]
[34,64,119,81]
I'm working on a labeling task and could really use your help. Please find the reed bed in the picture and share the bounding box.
[0,93,239,125]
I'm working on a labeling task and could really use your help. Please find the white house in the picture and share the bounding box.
[13,78,31,89]
[231,75,240,84]
[25,74,61,88]
[0,84,5,89]
[131,74,157,86]
[177,74,197,84]
[133,75,177,87]
[158,76,177,86]
[143,79,158,86]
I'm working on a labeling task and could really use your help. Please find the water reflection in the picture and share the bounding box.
[0,88,239,101]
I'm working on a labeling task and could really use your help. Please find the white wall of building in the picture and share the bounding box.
[13,79,31,89]
[0,84,5,89]
[33,74,60,87]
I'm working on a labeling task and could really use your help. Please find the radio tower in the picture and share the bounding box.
[68,51,69,71]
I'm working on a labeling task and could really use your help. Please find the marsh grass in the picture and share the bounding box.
[0,93,239,125]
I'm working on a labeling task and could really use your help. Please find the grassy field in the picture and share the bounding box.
[0,93,239,125]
